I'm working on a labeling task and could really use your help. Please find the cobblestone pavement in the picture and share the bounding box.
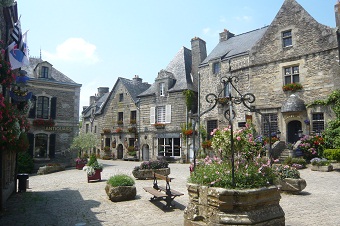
[0,160,339,226]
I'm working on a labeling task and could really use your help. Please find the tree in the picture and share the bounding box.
[71,133,99,157]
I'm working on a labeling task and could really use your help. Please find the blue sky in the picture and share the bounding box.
[16,0,336,113]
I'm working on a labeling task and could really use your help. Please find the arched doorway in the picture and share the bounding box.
[117,144,123,159]
[142,144,149,161]
[287,120,302,143]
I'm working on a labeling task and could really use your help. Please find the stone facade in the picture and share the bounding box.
[21,58,81,166]
[199,0,340,144]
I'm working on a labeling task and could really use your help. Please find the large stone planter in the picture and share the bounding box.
[132,168,170,179]
[105,184,136,202]
[275,178,307,194]
[37,165,65,175]
[311,165,333,172]
[184,183,285,225]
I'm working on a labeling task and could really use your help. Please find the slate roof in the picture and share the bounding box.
[119,77,151,102]
[138,46,195,97]
[82,92,110,118]
[201,27,268,65]
[21,57,80,85]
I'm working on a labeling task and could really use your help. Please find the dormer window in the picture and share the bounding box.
[213,62,220,74]
[40,66,49,78]
[282,30,292,48]
[160,82,165,96]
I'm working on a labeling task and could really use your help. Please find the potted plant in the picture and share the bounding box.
[310,157,333,172]
[75,156,88,170]
[185,125,285,225]
[83,154,103,182]
[105,174,136,202]
[132,159,170,179]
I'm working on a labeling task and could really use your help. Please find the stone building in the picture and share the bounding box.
[138,41,206,162]
[81,76,150,159]
[199,0,340,144]
[22,57,82,162]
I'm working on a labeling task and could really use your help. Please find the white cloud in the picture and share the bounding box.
[42,38,99,64]
[203,27,211,35]
[235,15,252,22]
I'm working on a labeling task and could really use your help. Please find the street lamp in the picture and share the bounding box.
[298,129,303,138]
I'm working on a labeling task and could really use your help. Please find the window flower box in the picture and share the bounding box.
[130,119,136,125]
[117,120,123,125]
[33,118,55,127]
[282,83,303,91]
[116,128,123,133]
[102,128,111,134]
[128,127,137,133]
[154,123,165,129]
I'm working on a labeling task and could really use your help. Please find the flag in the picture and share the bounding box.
[8,31,29,70]
[10,19,24,52]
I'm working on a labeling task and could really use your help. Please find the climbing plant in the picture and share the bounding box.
[308,90,340,148]
[183,90,195,111]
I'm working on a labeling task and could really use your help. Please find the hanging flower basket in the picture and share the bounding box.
[217,97,230,105]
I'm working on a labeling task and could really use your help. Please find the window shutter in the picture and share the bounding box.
[150,107,155,124]
[50,97,57,119]
[165,105,171,123]
[49,134,56,158]
[28,133,34,157]
[28,95,36,118]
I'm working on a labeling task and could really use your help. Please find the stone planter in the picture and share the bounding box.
[37,165,65,175]
[311,165,333,172]
[87,169,102,183]
[184,183,285,225]
[274,178,307,194]
[132,168,170,179]
[105,185,136,202]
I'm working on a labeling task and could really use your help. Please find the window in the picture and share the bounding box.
[261,114,278,137]
[34,133,48,158]
[130,110,137,122]
[118,112,124,122]
[160,83,165,96]
[94,126,97,133]
[40,66,49,78]
[37,96,50,119]
[282,30,292,47]
[119,93,124,102]
[207,120,218,140]
[158,138,181,157]
[86,124,89,133]
[105,138,110,147]
[312,113,324,135]
[213,62,220,74]
[238,122,246,128]
[284,66,299,85]
[224,82,230,97]
[157,106,166,123]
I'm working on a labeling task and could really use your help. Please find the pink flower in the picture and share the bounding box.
[236,136,241,141]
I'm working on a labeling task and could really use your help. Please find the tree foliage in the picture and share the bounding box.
[71,133,99,153]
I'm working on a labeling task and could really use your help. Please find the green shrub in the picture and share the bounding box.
[107,174,135,187]
[310,157,331,166]
[323,149,340,162]
[17,152,34,174]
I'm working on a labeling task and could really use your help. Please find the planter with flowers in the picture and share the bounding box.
[83,154,103,182]
[154,123,165,129]
[32,118,55,127]
[184,125,285,225]
[105,174,136,202]
[75,157,88,170]
[282,83,303,92]
[310,157,333,172]
[102,128,111,134]
[132,159,170,179]
[115,127,123,133]
[272,164,307,194]
[201,140,212,149]
[297,135,324,161]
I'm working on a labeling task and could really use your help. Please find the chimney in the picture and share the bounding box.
[97,87,109,98]
[335,1,340,27]
[219,29,235,42]
[89,96,96,105]
[133,75,142,84]
[191,37,207,88]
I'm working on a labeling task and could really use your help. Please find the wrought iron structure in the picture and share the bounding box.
[190,71,273,187]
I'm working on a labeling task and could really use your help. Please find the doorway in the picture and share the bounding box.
[117,144,123,159]
[142,144,149,161]
[287,120,302,143]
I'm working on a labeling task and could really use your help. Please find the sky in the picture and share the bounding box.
[16,0,337,116]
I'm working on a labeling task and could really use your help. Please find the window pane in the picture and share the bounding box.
[119,93,124,102]
[157,106,166,123]
[284,76,291,85]
[213,62,220,74]
[37,96,49,119]
[292,75,299,83]
[262,114,278,137]
[207,120,218,140]
[282,31,291,37]
[283,38,292,47]
[284,68,291,75]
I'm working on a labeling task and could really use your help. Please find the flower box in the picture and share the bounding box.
[87,169,102,182]
[282,83,303,91]
[184,184,285,225]
[154,123,165,129]
[115,128,123,133]
[76,162,86,170]
[132,168,170,179]
[311,165,333,172]
[32,118,55,127]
